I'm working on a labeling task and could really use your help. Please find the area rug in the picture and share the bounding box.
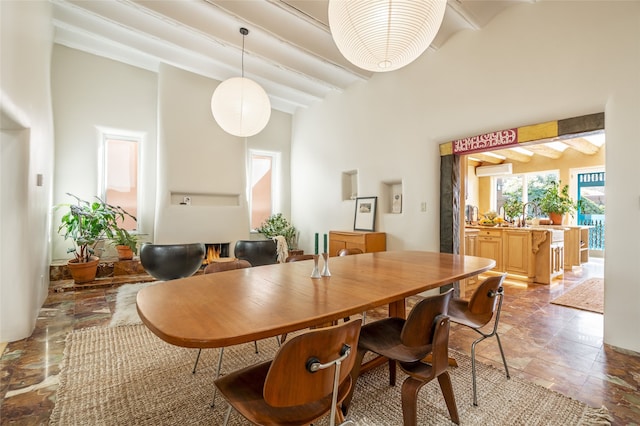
[551,278,604,314]
[109,282,158,327]
[50,325,610,425]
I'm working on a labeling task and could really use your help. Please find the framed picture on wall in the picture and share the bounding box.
[354,196,377,231]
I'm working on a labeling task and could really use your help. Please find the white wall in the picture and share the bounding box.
[50,46,158,260]
[291,2,640,352]
[0,1,54,342]
[154,64,292,246]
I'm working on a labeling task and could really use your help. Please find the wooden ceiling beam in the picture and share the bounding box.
[493,149,532,163]
[523,144,563,159]
[468,153,504,164]
[562,137,601,155]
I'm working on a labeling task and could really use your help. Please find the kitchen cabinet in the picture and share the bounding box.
[564,226,590,269]
[476,228,503,272]
[464,229,480,290]
[328,231,386,257]
[534,229,565,284]
[503,230,535,279]
[466,226,564,284]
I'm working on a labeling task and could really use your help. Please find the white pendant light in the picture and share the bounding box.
[211,28,271,137]
[328,0,447,72]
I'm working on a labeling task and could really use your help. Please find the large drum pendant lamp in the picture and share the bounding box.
[211,28,271,137]
[328,0,447,72]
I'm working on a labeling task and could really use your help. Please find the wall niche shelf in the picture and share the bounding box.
[381,180,403,214]
[170,192,240,207]
[342,170,358,201]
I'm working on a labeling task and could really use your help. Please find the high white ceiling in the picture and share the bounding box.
[51,0,532,114]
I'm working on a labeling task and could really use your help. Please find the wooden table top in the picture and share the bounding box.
[136,251,495,348]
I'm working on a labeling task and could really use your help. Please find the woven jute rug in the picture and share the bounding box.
[50,325,610,425]
[551,278,604,314]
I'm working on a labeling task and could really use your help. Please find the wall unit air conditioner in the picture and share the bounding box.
[475,163,512,177]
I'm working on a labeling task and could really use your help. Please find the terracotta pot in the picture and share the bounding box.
[67,256,99,284]
[116,245,134,260]
[548,212,563,225]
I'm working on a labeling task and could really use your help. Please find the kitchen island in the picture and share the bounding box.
[465,225,566,284]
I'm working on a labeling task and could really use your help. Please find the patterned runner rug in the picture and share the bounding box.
[551,278,604,314]
[50,324,610,425]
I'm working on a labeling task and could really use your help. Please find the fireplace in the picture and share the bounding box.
[202,242,231,267]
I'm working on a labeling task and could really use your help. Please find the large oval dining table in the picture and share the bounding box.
[136,250,495,350]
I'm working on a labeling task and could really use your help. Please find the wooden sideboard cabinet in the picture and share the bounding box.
[328,231,386,257]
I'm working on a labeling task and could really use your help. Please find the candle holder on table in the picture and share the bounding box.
[310,255,321,279]
[321,252,331,277]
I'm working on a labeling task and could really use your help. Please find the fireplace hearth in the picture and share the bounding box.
[203,242,231,266]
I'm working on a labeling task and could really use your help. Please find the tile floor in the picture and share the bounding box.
[1,258,639,425]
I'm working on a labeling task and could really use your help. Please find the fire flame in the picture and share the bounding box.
[203,245,221,265]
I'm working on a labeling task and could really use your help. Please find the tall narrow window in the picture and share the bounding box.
[249,150,280,230]
[103,136,139,230]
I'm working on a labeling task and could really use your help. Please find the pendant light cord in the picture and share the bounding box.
[240,27,248,79]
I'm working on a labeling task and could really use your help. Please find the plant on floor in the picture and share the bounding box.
[255,213,298,249]
[56,193,136,262]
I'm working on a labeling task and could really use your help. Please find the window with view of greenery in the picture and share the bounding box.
[495,171,559,219]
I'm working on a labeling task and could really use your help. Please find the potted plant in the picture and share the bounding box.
[110,227,139,260]
[255,213,298,250]
[535,180,578,225]
[56,193,134,283]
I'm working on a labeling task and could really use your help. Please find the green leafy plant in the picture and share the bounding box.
[503,198,524,221]
[256,213,297,249]
[109,227,139,254]
[56,193,136,262]
[535,180,578,217]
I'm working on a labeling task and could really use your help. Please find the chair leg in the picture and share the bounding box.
[495,333,510,379]
[254,340,259,354]
[223,404,232,426]
[210,347,225,408]
[437,372,460,425]
[470,338,479,406]
[192,348,202,374]
[389,358,396,386]
[341,348,368,415]
[400,377,425,426]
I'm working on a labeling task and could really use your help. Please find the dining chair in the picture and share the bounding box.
[447,273,510,406]
[285,254,315,262]
[196,259,280,407]
[337,248,363,256]
[343,289,458,426]
[215,319,361,426]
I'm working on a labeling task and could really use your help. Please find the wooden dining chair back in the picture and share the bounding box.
[203,258,251,273]
[447,273,510,406]
[215,319,362,426]
[337,248,363,256]
[285,254,315,262]
[343,289,458,426]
